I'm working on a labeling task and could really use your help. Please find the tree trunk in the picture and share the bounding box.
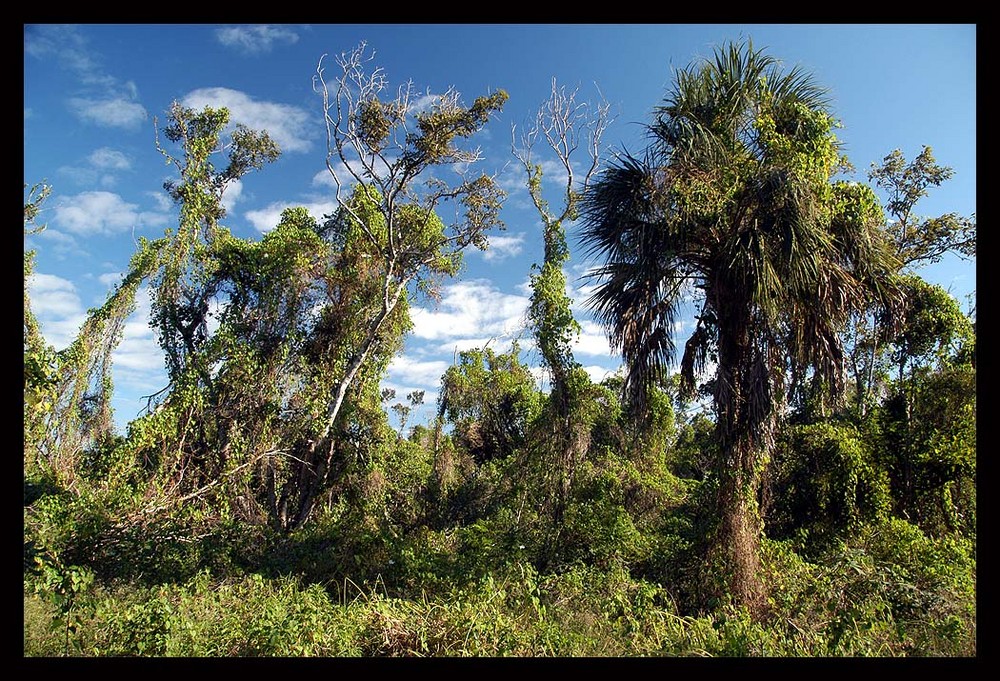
[286,278,408,531]
[714,456,766,615]
[711,313,771,617]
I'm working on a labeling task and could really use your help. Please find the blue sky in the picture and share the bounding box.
[23,24,977,432]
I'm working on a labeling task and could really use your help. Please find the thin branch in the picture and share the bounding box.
[140,448,274,517]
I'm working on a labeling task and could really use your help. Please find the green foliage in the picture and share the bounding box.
[29,552,95,656]
[26,571,365,656]
[766,422,892,554]
[594,375,679,470]
[438,345,541,466]
[841,144,974,423]
[559,452,688,570]
[529,257,579,374]
[23,42,975,658]
[768,519,975,656]
[410,91,509,164]
[868,146,975,267]
[862,276,976,539]
[672,412,717,480]
[875,369,976,538]
[24,519,975,657]
[890,275,973,374]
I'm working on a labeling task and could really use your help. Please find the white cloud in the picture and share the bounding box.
[181,87,312,153]
[507,195,535,212]
[27,272,86,351]
[221,179,243,215]
[109,287,169,423]
[27,275,161,369]
[215,25,299,54]
[28,275,167,423]
[53,191,166,236]
[57,165,99,186]
[435,336,518,355]
[497,163,527,193]
[567,274,599,312]
[573,320,614,358]
[515,278,534,297]
[56,167,119,189]
[312,168,337,188]
[146,190,174,213]
[483,232,525,261]
[537,158,571,189]
[498,156,589,205]
[36,228,81,256]
[39,316,90,353]
[410,279,529,342]
[380,383,440,407]
[498,158,568,189]
[673,318,695,335]
[25,25,101,79]
[26,25,145,132]
[89,147,130,170]
[529,366,549,390]
[58,147,133,188]
[528,362,618,393]
[245,199,338,233]
[28,273,79,317]
[114,331,162,372]
[581,364,618,384]
[123,80,140,100]
[98,271,123,287]
[68,96,147,130]
[112,288,163,373]
[245,205,287,233]
[409,93,440,116]
[386,356,450,389]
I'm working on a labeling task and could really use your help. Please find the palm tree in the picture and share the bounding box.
[580,40,902,613]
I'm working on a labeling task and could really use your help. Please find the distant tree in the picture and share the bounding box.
[438,345,541,466]
[431,344,541,526]
[580,40,903,614]
[868,146,975,268]
[876,275,975,537]
[843,147,975,418]
[391,390,425,440]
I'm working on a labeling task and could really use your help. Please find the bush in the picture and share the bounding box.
[765,422,892,555]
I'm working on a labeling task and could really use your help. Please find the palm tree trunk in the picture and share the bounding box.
[711,323,769,616]
[714,446,765,614]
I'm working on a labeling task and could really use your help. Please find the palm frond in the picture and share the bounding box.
[579,151,661,261]
[679,311,715,400]
[585,258,684,403]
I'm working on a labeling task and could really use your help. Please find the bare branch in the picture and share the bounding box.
[513,78,616,227]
